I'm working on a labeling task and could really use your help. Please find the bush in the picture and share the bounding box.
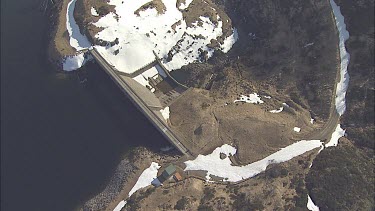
[174,196,189,210]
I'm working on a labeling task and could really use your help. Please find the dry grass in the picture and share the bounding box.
[169,86,317,164]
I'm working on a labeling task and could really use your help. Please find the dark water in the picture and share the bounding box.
[1,0,168,210]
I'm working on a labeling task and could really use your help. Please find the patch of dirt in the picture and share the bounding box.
[134,0,166,16]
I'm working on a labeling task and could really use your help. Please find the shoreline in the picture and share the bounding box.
[47,0,81,72]
[74,147,181,211]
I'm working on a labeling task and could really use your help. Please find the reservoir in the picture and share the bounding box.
[1,0,168,210]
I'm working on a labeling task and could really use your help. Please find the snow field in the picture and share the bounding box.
[132,66,159,88]
[92,0,237,73]
[184,140,322,182]
[330,0,350,116]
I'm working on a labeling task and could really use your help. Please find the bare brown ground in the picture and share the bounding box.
[169,87,318,164]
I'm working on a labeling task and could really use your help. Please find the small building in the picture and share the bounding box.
[158,164,176,183]
[173,172,183,182]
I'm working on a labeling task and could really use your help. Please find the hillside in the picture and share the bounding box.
[48,0,374,210]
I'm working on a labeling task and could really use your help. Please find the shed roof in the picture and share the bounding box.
[163,164,176,176]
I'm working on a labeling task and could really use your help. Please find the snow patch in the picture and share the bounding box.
[303,42,314,48]
[310,118,315,124]
[91,7,99,16]
[113,200,126,211]
[160,107,170,121]
[294,127,301,133]
[307,195,320,211]
[269,107,283,113]
[234,93,264,104]
[326,124,345,147]
[263,95,272,99]
[220,28,238,53]
[132,67,159,88]
[63,53,87,71]
[113,162,160,211]
[330,0,350,116]
[128,162,160,196]
[66,0,91,50]
[178,0,193,9]
[184,140,322,182]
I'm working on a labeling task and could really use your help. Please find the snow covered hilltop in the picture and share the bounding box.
[58,0,238,73]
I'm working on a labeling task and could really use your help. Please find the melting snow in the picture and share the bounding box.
[91,7,99,16]
[113,201,126,211]
[326,124,345,147]
[63,53,87,71]
[92,0,237,73]
[307,194,320,211]
[269,107,283,113]
[294,127,301,132]
[184,140,322,182]
[220,28,239,53]
[234,93,264,104]
[160,107,170,121]
[178,0,193,10]
[282,102,290,107]
[132,67,159,88]
[66,0,91,51]
[330,0,350,116]
[114,162,161,211]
